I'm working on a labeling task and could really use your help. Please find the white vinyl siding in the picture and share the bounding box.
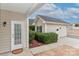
[0,10,26,53]
[0,22,11,53]
[35,18,44,32]
[47,25,57,32]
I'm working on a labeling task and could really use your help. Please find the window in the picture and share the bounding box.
[37,26,42,32]
[14,24,21,45]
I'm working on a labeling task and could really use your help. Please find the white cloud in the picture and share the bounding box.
[49,7,79,19]
[37,3,57,12]
[72,15,79,18]
[29,3,57,19]
[65,8,79,13]
[29,3,79,20]
[63,8,79,19]
[40,4,65,19]
[48,8,64,18]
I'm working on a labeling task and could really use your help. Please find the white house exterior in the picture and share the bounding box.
[0,3,44,54]
[33,15,72,38]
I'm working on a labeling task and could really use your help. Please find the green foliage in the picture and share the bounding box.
[29,30,35,43]
[29,26,35,31]
[29,29,58,44]
[35,32,58,44]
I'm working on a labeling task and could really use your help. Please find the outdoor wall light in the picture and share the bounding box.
[3,21,7,27]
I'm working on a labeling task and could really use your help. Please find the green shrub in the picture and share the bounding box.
[35,32,44,42]
[29,26,35,31]
[29,30,58,44]
[29,30,35,43]
[35,32,58,44]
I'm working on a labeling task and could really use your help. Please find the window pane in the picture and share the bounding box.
[14,24,21,45]
[40,26,42,32]
[37,26,42,32]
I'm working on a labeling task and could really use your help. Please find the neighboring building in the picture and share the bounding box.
[33,15,72,37]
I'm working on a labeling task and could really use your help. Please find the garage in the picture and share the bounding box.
[34,15,72,38]
[47,24,67,37]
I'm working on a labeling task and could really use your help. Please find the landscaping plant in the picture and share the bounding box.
[35,32,58,44]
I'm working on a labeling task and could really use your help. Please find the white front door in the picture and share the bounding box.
[11,21,24,51]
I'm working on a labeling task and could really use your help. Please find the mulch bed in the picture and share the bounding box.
[29,40,43,48]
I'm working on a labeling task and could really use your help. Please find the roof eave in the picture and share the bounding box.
[45,21,72,26]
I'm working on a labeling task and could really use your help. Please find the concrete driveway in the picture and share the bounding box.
[62,37,79,49]
[35,45,79,56]
[67,29,79,36]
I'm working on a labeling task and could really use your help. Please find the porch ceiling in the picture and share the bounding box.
[0,3,44,17]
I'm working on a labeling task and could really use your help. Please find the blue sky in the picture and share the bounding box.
[54,3,79,23]
[55,3,79,9]
[29,3,79,23]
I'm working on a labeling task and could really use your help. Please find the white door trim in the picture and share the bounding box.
[11,21,24,51]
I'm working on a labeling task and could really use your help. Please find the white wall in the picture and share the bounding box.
[46,24,67,37]
[47,25,57,32]
[0,10,26,53]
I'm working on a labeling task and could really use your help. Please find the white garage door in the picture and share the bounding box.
[47,25,57,32]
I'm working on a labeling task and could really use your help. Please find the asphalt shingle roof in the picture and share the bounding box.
[38,15,68,23]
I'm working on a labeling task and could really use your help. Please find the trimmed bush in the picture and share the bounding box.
[35,32,58,44]
[29,26,35,31]
[29,30,35,43]
[29,30,58,44]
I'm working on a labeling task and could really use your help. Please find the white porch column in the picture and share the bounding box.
[25,18,29,49]
[35,25,37,32]
[44,24,47,33]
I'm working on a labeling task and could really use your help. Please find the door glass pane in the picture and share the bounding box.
[14,24,21,45]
